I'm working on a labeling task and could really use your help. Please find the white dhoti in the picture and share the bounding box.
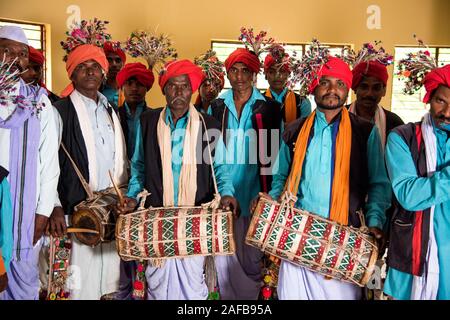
[145,256,208,300]
[68,238,120,300]
[277,261,363,300]
[215,216,262,300]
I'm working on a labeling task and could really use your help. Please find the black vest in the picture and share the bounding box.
[139,108,221,208]
[387,122,430,276]
[0,166,8,183]
[118,102,148,159]
[209,96,282,193]
[282,112,374,228]
[53,96,116,215]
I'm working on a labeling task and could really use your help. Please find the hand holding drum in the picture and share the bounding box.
[109,170,136,216]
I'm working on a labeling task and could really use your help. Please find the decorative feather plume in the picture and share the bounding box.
[338,41,394,67]
[124,30,178,71]
[60,18,113,61]
[396,35,438,95]
[194,50,224,89]
[238,27,275,57]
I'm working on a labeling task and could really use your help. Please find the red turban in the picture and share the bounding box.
[423,64,450,103]
[264,53,290,73]
[116,62,155,90]
[225,48,260,74]
[309,57,352,94]
[61,44,109,97]
[158,59,204,94]
[103,41,126,63]
[352,61,388,91]
[28,46,45,66]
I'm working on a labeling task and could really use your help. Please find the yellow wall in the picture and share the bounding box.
[1,0,449,107]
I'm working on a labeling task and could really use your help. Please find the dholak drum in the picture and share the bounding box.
[246,193,379,287]
[116,204,235,261]
[72,186,127,247]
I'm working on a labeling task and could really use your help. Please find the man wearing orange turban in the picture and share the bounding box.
[101,41,126,107]
[384,64,450,300]
[53,43,127,300]
[349,60,404,147]
[210,48,282,300]
[266,56,390,300]
[116,62,154,158]
[263,53,311,124]
[116,59,238,300]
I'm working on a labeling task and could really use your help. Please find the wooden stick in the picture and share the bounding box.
[109,170,125,207]
[67,227,100,234]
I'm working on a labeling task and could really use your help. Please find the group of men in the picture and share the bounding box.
[0,23,449,300]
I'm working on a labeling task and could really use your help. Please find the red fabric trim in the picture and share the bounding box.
[412,124,423,276]
[255,113,268,192]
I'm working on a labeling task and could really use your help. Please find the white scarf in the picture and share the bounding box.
[411,112,440,300]
[349,102,387,148]
[157,104,200,206]
[69,90,128,191]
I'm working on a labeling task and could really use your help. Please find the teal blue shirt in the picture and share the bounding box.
[270,88,312,120]
[127,108,234,205]
[209,87,267,217]
[124,102,145,157]
[0,178,13,272]
[383,122,450,300]
[102,84,119,106]
[269,109,390,229]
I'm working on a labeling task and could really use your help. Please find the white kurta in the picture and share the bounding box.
[54,90,128,300]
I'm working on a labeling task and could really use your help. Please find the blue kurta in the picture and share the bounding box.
[269,109,391,299]
[270,88,312,120]
[123,102,145,163]
[383,122,450,300]
[209,87,266,217]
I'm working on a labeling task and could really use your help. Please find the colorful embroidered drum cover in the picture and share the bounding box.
[246,195,378,287]
[116,206,235,261]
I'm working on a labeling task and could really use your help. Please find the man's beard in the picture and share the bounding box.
[316,94,346,110]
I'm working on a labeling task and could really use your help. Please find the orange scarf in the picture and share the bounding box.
[284,108,352,225]
[265,89,297,124]
[0,255,5,276]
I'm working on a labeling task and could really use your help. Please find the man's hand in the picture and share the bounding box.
[249,193,273,215]
[0,272,7,293]
[33,214,49,246]
[219,196,240,218]
[49,207,67,237]
[368,227,386,255]
[114,197,138,217]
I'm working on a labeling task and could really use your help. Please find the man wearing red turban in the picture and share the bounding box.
[384,63,450,300]
[209,48,282,300]
[53,43,128,300]
[263,53,311,124]
[21,46,60,103]
[115,62,154,158]
[265,55,390,300]
[116,59,238,300]
[102,41,126,107]
[349,60,403,147]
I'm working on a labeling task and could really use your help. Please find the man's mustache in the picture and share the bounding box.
[323,93,341,101]
[361,96,377,103]
[171,96,188,104]
[437,114,450,122]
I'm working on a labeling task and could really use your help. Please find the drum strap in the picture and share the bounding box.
[60,142,95,200]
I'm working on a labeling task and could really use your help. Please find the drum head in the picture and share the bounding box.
[71,208,102,247]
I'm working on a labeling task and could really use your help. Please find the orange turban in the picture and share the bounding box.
[158,59,204,94]
[61,44,109,97]
[309,57,352,94]
[225,48,260,74]
[352,61,388,91]
[117,62,155,90]
[423,64,450,103]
